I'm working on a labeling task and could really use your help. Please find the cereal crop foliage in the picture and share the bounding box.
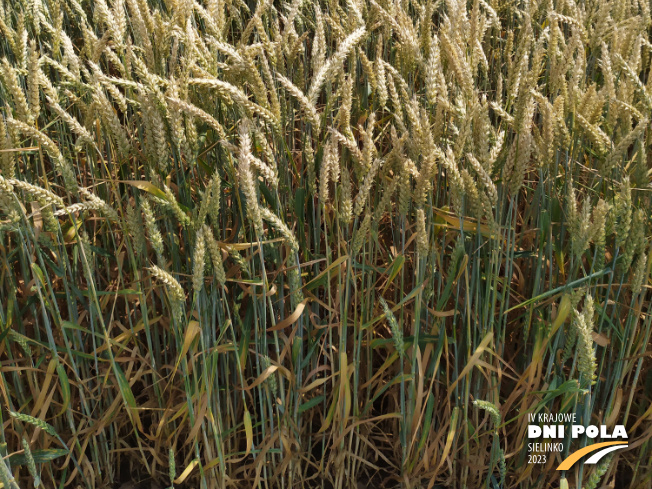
[0,0,651,487]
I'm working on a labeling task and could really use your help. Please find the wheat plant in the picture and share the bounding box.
[0,0,651,488]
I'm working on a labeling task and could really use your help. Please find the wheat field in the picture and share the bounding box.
[0,0,651,487]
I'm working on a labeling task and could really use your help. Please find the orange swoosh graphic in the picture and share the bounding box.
[557,442,628,471]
